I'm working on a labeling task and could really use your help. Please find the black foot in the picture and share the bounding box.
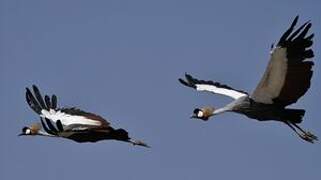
[132,140,150,148]
[300,133,317,144]
[306,131,318,141]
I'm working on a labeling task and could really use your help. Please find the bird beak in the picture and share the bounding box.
[18,133,24,136]
[190,115,197,119]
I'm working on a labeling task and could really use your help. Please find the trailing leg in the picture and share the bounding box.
[292,123,318,141]
[284,121,316,143]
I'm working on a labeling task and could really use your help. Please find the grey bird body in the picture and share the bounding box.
[230,96,303,123]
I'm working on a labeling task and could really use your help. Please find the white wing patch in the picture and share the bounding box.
[41,109,101,126]
[196,84,247,100]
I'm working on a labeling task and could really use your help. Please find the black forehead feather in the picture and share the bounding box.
[193,108,201,114]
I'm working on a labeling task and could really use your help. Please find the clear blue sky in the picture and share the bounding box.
[1,0,320,179]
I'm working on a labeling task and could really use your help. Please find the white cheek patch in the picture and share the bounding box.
[25,129,31,135]
[197,111,204,117]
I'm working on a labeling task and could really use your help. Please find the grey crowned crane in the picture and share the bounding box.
[179,16,318,143]
[19,85,149,148]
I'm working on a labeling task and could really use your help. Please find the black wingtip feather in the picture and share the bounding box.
[51,95,57,109]
[277,16,314,63]
[45,95,51,110]
[178,73,197,88]
[178,78,196,88]
[292,16,299,28]
[25,87,42,114]
[289,16,299,33]
[287,21,309,41]
[178,78,187,85]
[278,16,299,45]
[297,23,312,39]
[32,85,48,110]
[185,73,193,81]
[306,33,314,40]
[304,49,314,59]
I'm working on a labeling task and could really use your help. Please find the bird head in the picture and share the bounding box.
[19,126,32,136]
[191,107,215,121]
[18,123,41,136]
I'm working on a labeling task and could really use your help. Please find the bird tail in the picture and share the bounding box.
[281,109,305,124]
[114,128,130,140]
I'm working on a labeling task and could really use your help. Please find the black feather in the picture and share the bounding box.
[303,40,313,48]
[45,95,51,110]
[45,118,58,134]
[25,88,42,114]
[32,85,48,110]
[40,118,56,135]
[51,95,57,109]
[304,49,314,59]
[178,78,196,88]
[278,16,298,46]
[56,120,64,132]
[185,74,195,84]
[306,33,314,40]
[297,23,311,40]
[287,21,309,41]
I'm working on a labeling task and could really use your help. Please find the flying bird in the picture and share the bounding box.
[179,16,317,143]
[20,85,149,148]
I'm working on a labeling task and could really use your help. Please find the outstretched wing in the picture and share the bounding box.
[25,85,110,135]
[41,107,110,128]
[251,16,314,106]
[179,73,248,100]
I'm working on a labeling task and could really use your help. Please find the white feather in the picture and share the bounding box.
[197,111,204,118]
[196,84,247,99]
[41,109,101,126]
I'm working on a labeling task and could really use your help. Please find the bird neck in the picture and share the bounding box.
[214,98,243,115]
[213,106,230,115]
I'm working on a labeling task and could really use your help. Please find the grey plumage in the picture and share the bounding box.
[179,16,317,143]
